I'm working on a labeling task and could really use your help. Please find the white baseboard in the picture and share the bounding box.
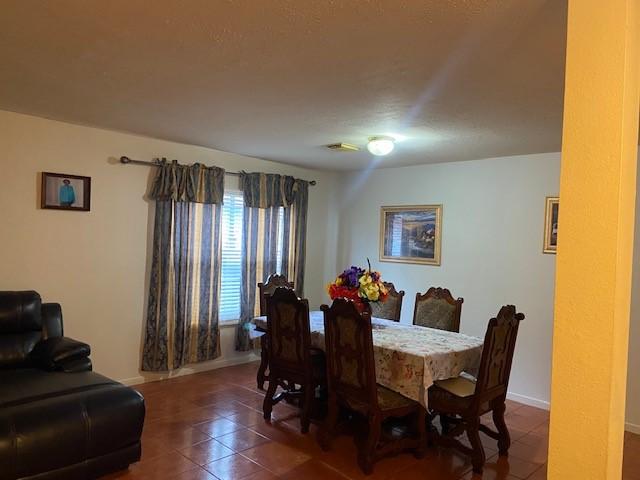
[626,422,640,435]
[506,391,640,435]
[506,391,550,411]
[118,353,260,387]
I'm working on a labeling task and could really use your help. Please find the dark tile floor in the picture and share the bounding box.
[101,361,638,479]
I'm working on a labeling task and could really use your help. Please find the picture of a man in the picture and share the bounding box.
[42,173,90,211]
[59,179,76,207]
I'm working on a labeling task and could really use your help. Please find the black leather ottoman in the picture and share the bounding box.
[0,291,145,480]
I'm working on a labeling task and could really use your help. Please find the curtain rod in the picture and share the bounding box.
[119,156,317,186]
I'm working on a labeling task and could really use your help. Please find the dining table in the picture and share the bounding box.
[252,311,484,408]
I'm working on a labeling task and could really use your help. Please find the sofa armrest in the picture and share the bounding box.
[41,302,64,338]
[55,356,93,373]
[31,337,92,372]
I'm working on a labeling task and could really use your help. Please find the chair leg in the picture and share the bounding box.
[300,383,314,434]
[440,414,451,435]
[358,414,381,475]
[262,376,278,421]
[493,402,511,456]
[318,396,339,451]
[415,408,427,459]
[426,412,438,447]
[257,335,269,391]
[466,417,486,474]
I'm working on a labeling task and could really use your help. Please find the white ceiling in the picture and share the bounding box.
[0,0,567,171]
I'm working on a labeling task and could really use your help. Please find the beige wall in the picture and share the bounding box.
[334,152,640,431]
[3,109,639,431]
[0,110,338,384]
[335,154,561,408]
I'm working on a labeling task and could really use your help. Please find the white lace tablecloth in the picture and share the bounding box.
[253,311,483,406]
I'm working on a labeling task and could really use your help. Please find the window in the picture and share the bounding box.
[219,190,286,322]
[219,191,244,322]
[275,207,285,274]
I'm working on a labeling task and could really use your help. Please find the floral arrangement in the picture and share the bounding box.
[327,261,388,311]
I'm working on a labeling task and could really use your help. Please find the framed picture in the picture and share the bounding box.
[41,172,91,211]
[543,196,559,254]
[379,205,442,266]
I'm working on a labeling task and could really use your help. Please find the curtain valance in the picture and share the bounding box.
[235,171,309,351]
[240,172,308,208]
[149,160,225,204]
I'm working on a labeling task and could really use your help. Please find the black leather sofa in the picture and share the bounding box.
[0,291,145,480]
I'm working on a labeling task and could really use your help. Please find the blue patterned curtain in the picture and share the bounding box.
[142,161,225,371]
[235,172,309,351]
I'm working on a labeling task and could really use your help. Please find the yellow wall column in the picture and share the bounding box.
[548,1,639,478]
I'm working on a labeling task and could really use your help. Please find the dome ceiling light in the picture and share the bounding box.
[367,136,395,156]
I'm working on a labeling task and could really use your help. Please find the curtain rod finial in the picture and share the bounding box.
[120,156,131,164]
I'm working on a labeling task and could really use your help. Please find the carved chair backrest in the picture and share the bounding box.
[258,274,294,316]
[265,287,312,375]
[322,299,378,410]
[473,305,524,405]
[370,282,404,322]
[413,287,463,332]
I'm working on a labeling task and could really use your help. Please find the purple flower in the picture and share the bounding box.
[339,266,364,287]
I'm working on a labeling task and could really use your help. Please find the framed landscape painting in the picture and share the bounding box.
[379,205,442,266]
[543,196,559,254]
[41,172,91,211]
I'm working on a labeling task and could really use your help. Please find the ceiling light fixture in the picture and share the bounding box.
[367,136,395,156]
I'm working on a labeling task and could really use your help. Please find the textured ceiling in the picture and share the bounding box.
[0,0,567,171]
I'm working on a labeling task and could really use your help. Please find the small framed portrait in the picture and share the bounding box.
[543,196,559,254]
[380,205,442,266]
[41,172,91,211]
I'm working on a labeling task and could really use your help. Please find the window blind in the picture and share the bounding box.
[219,191,244,321]
[275,207,285,275]
[219,191,287,322]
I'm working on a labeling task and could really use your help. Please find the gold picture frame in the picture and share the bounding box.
[543,196,559,254]
[379,205,442,266]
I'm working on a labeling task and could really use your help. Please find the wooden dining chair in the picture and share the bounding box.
[258,274,294,316]
[369,282,404,322]
[318,298,426,474]
[413,287,464,332]
[255,274,294,390]
[427,305,524,473]
[262,287,325,433]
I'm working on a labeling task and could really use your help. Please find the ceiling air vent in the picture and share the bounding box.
[326,143,360,152]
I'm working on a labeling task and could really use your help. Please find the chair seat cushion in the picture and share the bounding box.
[428,375,478,414]
[377,385,414,410]
[433,374,476,398]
